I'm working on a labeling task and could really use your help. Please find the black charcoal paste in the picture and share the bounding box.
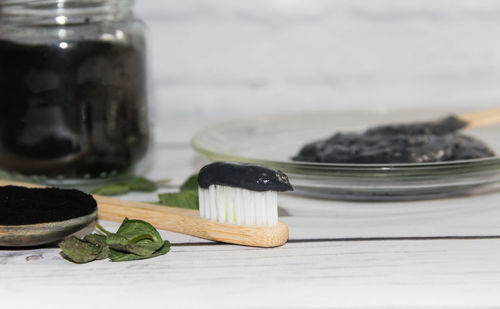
[0,186,97,225]
[198,162,293,192]
[0,39,149,178]
[293,116,495,164]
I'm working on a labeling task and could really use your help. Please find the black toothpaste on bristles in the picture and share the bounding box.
[197,162,293,226]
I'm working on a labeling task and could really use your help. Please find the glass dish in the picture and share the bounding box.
[191,110,500,200]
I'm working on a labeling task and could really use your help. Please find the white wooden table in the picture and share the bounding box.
[2,119,500,308]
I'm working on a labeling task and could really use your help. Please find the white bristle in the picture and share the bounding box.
[198,187,205,218]
[198,185,279,226]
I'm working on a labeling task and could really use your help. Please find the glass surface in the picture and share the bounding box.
[192,110,500,200]
[0,0,150,185]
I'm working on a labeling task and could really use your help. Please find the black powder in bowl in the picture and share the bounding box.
[0,186,97,225]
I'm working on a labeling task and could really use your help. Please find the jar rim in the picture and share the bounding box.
[0,0,135,26]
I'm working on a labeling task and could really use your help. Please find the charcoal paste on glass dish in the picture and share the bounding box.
[292,115,495,164]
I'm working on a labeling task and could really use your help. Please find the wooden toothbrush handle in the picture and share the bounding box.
[0,180,288,247]
[458,107,500,128]
[95,195,289,248]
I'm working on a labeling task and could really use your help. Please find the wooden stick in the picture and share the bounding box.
[458,107,500,128]
[97,196,289,247]
[0,180,289,248]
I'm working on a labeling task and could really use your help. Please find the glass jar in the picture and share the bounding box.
[0,0,150,185]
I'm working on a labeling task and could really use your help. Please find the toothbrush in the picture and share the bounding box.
[0,162,293,247]
[98,162,292,247]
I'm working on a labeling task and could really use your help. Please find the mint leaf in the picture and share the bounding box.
[92,184,130,196]
[108,237,164,256]
[113,218,162,243]
[106,218,165,257]
[158,191,199,210]
[180,174,198,191]
[59,218,171,263]
[84,233,107,246]
[83,234,110,260]
[59,236,104,263]
[92,176,158,196]
[156,174,200,209]
[128,177,157,192]
[110,240,171,262]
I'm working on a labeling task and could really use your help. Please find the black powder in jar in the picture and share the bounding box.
[0,39,149,179]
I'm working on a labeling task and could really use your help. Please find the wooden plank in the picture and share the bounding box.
[2,235,500,307]
[280,191,500,239]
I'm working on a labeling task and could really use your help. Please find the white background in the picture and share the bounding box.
[136,0,500,120]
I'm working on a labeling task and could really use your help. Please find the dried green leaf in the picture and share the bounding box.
[59,218,171,264]
[114,218,162,243]
[106,218,165,256]
[158,191,199,210]
[110,240,171,262]
[111,242,164,257]
[180,174,198,191]
[107,234,164,256]
[59,236,103,264]
[84,233,107,246]
[92,184,130,196]
[83,234,110,260]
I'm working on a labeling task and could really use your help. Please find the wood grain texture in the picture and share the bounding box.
[97,196,289,248]
[2,235,500,307]
[459,107,500,128]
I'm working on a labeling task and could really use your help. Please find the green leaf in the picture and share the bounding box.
[92,176,158,196]
[156,173,200,209]
[158,191,199,210]
[95,223,112,236]
[83,234,110,260]
[114,218,162,243]
[59,236,104,264]
[84,233,107,245]
[106,218,165,256]
[155,178,172,185]
[59,218,171,264]
[107,235,164,256]
[110,240,171,262]
[180,174,198,191]
[92,184,130,196]
[127,177,157,192]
